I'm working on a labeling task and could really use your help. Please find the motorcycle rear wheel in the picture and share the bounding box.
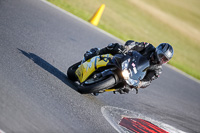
[67,61,81,81]
[78,76,116,94]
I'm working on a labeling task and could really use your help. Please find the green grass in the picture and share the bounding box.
[142,0,200,30]
[47,0,200,80]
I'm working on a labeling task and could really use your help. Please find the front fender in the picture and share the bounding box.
[101,69,119,84]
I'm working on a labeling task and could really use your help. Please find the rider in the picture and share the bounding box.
[84,40,174,93]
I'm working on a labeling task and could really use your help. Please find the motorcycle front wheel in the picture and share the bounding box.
[78,76,116,94]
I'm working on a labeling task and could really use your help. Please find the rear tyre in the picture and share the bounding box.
[78,76,116,94]
[67,61,81,81]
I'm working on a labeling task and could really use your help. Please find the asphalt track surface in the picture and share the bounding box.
[0,0,200,133]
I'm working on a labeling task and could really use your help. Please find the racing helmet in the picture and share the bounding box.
[155,43,174,64]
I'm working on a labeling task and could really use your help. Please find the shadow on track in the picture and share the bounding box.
[18,49,78,91]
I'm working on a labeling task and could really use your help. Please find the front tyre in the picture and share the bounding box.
[78,76,116,94]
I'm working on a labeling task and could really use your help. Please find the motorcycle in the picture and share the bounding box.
[67,50,150,95]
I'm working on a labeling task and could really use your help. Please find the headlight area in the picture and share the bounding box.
[122,69,130,79]
[122,60,129,70]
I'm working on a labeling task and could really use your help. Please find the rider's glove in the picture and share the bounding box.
[107,43,124,54]
[107,43,119,50]
[124,40,140,52]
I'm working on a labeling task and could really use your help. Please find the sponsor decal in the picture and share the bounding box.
[132,63,137,74]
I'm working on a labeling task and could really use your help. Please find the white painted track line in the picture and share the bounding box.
[0,129,6,133]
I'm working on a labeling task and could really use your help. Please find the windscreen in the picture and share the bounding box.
[127,51,150,81]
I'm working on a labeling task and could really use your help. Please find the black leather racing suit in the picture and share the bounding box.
[130,41,162,88]
[84,40,162,89]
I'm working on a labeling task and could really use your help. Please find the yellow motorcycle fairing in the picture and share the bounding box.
[75,54,113,83]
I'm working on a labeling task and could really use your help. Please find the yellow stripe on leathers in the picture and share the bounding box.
[90,4,105,26]
[75,54,113,83]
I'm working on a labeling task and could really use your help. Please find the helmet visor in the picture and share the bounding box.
[157,50,169,64]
